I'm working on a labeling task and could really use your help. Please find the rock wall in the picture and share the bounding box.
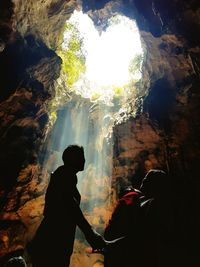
[110,1,200,264]
[0,0,79,261]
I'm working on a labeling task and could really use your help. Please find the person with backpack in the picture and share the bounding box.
[28,145,105,267]
[139,169,174,267]
[103,170,174,267]
[103,186,142,267]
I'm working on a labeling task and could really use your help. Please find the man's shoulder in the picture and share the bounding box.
[51,165,65,176]
[48,166,66,186]
[50,165,77,189]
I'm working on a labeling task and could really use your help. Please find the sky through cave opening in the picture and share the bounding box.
[60,10,143,103]
[45,9,144,266]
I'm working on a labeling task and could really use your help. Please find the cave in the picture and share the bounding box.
[0,0,200,266]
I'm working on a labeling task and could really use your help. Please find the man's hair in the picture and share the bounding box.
[62,145,84,164]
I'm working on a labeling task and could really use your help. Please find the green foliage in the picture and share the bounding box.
[49,111,57,125]
[46,101,58,127]
[59,49,85,88]
[108,15,122,26]
[91,92,101,101]
[47,20,86,129]
[58,21,86,88]
[64,22,77,32]
[113,86,124,97]
[129,54,143,75]
[68,36,81,52]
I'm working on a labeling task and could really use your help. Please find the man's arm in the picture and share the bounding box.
[72,197,106,249]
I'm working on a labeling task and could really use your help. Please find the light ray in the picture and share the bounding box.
[44,10,144,267]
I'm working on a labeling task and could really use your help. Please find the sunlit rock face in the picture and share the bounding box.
[13,0,80,49]
[0,0,77,261]
[113,30,198,181]
[0,0,200,266]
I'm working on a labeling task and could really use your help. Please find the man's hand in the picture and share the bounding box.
[85,230,106,250]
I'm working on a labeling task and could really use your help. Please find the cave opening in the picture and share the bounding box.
[45,9,144,194]
[48,11,144,176]
[42,9,144,266]
[50,13,143,181]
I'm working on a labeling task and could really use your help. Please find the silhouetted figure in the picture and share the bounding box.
[0,249,27,267]
[28,145,105,267]
[139,169,174,267]
[4,256,27,267]
[104,186,142,267]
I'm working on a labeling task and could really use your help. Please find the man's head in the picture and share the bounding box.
[62,145,85,172]
[4,256,27,267]
[140,169,168,198]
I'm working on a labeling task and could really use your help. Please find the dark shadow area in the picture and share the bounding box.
[0,0,14,44]
[144,78,175,132]
[0,34,58,101]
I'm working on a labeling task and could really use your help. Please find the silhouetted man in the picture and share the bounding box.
[28,145,105,267]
